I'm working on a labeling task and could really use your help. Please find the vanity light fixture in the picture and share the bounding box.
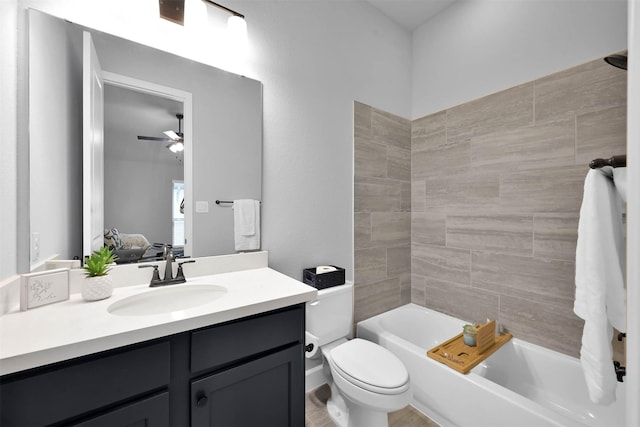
[202,0,247,39]
[159,0,186,25]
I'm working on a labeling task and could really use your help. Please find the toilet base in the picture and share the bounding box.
[326,380,349,427]
[326,381,389,427]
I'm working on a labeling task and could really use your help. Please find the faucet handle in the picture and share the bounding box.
[138,264,162,287]
[175,259,196,281]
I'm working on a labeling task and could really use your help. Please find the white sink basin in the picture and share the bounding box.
[108,284,227,316]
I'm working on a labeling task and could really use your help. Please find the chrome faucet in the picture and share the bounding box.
[139,248,195,287]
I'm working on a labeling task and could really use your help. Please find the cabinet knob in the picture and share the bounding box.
[196,393,208,407]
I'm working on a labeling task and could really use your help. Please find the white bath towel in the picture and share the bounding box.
[574,169,626,405]
[233,199,260,251]
[613,167,627,203]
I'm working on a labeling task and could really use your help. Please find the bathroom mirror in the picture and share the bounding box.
[26,9,262,270]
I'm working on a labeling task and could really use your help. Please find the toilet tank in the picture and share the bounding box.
[306,282,353,346]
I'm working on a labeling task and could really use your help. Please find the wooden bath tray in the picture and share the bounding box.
[426,320,512,374]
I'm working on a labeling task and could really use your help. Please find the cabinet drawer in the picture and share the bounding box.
[72,391,170,427]
[191,304,304,373]
[0,341,170,426]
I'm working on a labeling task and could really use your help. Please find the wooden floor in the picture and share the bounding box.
[305,384,440,427]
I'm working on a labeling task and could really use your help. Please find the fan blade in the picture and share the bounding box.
[138,135,174,142]
[163,130,181,140]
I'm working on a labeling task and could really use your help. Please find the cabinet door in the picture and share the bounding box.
[191,345,303,427]
[72,392,170,427]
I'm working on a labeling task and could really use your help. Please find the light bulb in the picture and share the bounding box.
[227,15,247,43]
[169,142,184,153]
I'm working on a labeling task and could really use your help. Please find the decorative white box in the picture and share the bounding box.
[20,268,70,311]
[46,259,81,270]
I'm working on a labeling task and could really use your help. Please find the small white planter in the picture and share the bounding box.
[81,275,114,301]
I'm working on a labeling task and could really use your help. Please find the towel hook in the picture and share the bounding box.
[589,155,626,169]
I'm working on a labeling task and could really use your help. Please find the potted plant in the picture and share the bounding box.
[81,247,117,301]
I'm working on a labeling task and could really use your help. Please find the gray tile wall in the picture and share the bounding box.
[354,56,626,357]
[354,102,412,324]
[411,57,626,357]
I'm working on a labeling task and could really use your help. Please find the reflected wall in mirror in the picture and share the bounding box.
[104,83,185,259]
[26,9,262,271]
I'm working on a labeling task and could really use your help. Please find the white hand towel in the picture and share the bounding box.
[233,199,260,251]
[574,169,626,405]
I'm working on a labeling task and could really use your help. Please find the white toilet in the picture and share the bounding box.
[306,283,411,427]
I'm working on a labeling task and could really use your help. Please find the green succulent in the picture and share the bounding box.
[83,247,117,277]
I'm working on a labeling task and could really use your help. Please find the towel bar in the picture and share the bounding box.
[215,200,261,205]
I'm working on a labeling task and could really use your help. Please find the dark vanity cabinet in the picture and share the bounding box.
[0,304,305,427]
[0,341,171,427]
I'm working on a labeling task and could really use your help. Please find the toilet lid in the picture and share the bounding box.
[330,338,409,394]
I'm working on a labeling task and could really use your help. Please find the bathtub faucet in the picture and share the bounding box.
[613,360,626,382]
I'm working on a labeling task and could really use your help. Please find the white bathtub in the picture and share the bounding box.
[357,304,626,427]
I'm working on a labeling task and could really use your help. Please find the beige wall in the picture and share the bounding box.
[354,102,411,324]
[355,55,627,357]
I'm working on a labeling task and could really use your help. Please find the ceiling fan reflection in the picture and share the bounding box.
[137,113,184,152]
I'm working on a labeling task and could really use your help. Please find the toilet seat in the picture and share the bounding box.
[329,338,409,395]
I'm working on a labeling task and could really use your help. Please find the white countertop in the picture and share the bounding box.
[0,264,317,376]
